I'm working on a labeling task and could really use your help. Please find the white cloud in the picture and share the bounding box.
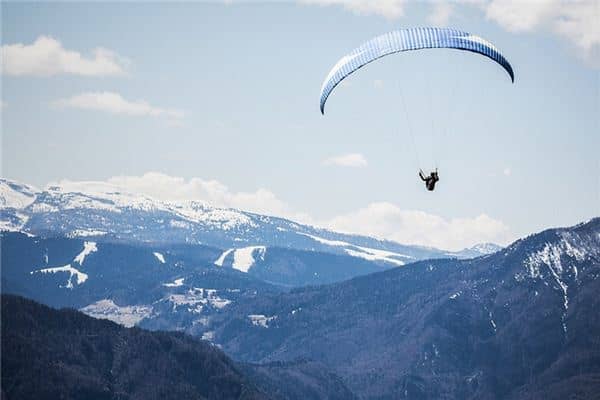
[300,0,407,19]
[503,167,511,176]
[428,2,454,26]
[482,0,599,63]
[484,0,554,32]
[553,2,600,54]
[373,79,384,88]
[1,36,128,77]
[301,0,599,65]
[51,172,512,250]
[324,202,512,250]
[323,153,368,167]
[53,92,184,120]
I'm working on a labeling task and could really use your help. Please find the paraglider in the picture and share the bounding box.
[419,169,439,191]
[318,27,514,191]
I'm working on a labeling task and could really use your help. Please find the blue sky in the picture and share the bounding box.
[1,1,598,250]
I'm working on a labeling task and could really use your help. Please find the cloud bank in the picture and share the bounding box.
[325,202,511,251]
[53,92,184,120]
[52,172,512,250]
[1,36,128,77]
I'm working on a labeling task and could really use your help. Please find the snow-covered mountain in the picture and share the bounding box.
[204,217,600,399]
[0,178,499,269]
[3,178,598,399]
[4,220,598,400]
[452,242,503,258]
[0,180,38,209]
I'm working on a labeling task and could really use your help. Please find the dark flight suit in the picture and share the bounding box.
[419,171,439,191]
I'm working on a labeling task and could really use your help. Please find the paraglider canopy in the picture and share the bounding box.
[319,27,514,114]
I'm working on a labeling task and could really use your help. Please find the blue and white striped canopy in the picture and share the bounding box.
[319,27,514,114]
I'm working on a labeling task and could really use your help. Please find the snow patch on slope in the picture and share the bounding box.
[29,203,59,213]
[163,278,185,287]
[169,201,256,231]
[153,252,165,263]
[523,235,590,333]
[489,311,497,332]
[74,241,97,265]
[164,288,231,314]
[0,211,29,232]
[232,246,266,273]
[214,249,234,267]
[29,241,96,288]
[299,232,407,266]
[345,246,406,266]
[300,232,351,247]
[67,229,106,238]
[81,299,152,327]
[214,246,266,272]
[31,264,88,289]
[248,314,277,328]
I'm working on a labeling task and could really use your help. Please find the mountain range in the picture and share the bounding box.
[0,177,499,338]
[204,217,600,399]
[3,219,598,399]
[2,177,598,399]
[0,178,500,273]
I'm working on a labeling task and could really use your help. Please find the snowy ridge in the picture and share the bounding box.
[299,232,409,266]
[45,182,162,213]
[169,201,256,231]
[469,243,502,255]
[345,246,406,266]
[299,233,349,247]
[1,178,504,265]
[0,179,38,209]
[522,230,597,334]
[41,184,255,231]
